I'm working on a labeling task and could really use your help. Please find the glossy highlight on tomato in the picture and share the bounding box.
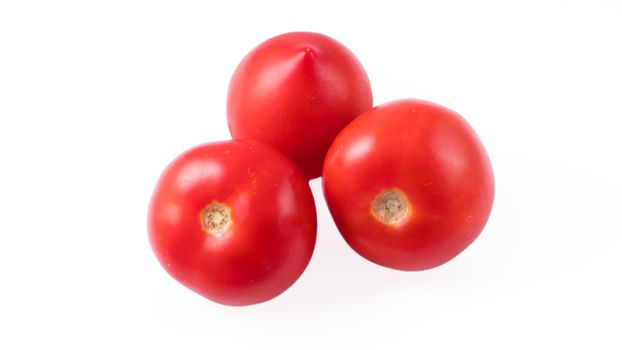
[227,32,373,179]
[322,99,494,271]
[148,141,317,306]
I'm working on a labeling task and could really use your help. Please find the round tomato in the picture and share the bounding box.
[322,99,494,271]
[227,32,373,179]
[148,141,316,306]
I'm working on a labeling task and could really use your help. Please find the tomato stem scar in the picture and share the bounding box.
[200,201,232,238]
[371,189,410,226]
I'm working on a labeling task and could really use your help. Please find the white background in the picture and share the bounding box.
[1,1,621,349]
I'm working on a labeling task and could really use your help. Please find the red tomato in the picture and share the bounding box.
[322,100,494,271]
[148,141,316,306]
[227,32,373,179]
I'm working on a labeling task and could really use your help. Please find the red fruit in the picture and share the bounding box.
[149,141,317,306]
[227,32,373,179]
[323,99,494,271]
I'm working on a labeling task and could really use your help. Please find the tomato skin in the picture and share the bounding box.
[322,99,494,271]
[148,141,316,306]
[227,32,373,179]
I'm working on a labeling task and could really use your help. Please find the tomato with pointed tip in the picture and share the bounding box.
[148,141,317,306]
[227,32,373,179]
[323,99,494,271]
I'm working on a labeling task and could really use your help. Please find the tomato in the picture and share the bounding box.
[148,141,316,306]
[322,99,494,271]
[227,32,373,179]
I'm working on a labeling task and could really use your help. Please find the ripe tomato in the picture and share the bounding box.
[148,141,317,306]
[227,32,373,179]
[322,99,494,271]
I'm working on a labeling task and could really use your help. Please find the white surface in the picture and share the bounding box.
[1,1,621,349]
